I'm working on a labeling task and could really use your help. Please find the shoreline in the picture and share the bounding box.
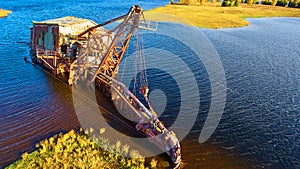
[6,129,157,168]
[145,3,300,29]
[0,9,12,18]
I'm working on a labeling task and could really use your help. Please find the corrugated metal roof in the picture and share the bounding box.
[33,16,100,36]
[34,16,96,27]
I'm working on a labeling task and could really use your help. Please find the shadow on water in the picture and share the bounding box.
[0,65,80,168]
[70,81,175,168]
[180,135,254,169]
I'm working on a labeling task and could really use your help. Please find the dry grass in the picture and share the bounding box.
[145,3,300,28]
[0,9,11,18]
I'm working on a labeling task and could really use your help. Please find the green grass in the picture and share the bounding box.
[6,129,158,169]
[0,9,11,18]
[145,3,300,28]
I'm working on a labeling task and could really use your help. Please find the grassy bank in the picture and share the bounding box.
[6,129,157,169]
[0,9,11,18]
[145,3,300,28]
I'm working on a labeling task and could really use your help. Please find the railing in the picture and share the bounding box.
[45,50,57,57]
[36,48,44,57]
[36,48,58,58]
[35,48,60,71]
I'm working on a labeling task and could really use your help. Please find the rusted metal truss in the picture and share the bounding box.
[70,5,157,85]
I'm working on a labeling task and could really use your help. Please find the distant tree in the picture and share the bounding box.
[296,0,300,5]
[290,0,300,7]
[261,0,272,5]
[222,0,239,6]
[235,0,239,6]
[190,0,198,5]
[178,0,198,5]
[247,0,254,4]
[275,0,287,6]
[200,0,206,5]
[178,0,187,4]
[272,0,278,5]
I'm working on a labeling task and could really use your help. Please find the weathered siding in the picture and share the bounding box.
[30,24,59,52]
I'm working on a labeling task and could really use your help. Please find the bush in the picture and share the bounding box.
[222,0,239,6]
[247,0,253,4]
[244,0,259,3]
[261,0,272,5]
[222,0,230,6]
[276,0,288,6]
[7,129,151,169]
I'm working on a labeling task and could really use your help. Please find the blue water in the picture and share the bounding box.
[202,17,300,168]
[1,0,300,168]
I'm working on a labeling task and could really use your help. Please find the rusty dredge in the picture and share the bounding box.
[30,5,181,167]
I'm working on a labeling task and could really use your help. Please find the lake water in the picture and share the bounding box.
[202,17,300,169]
[0,0,300,168]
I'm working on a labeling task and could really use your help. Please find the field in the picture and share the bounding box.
[145,3,300,28]
[0,9,11,18]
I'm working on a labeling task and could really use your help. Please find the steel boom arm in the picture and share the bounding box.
[89,5,144,84]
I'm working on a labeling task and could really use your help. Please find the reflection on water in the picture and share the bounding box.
[0,0,299,168]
